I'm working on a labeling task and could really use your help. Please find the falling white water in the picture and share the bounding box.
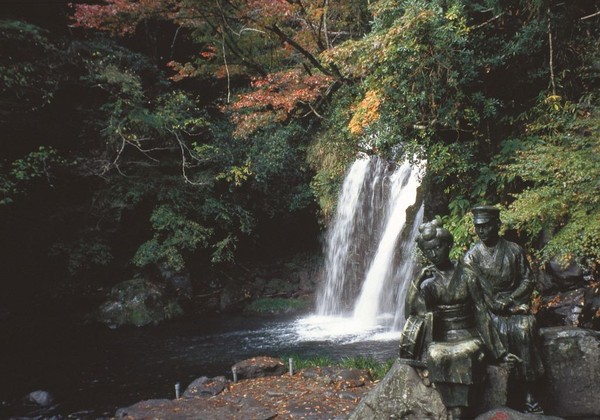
[392,203,424,330]
[352,162,421,327]
[315,157,372,315]
[311,155,424,338]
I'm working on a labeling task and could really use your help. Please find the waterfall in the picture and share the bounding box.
[315,155,423,332]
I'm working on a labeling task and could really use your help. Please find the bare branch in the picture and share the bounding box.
[167,128,207,186]
[548,10,556,95]
[170,25,183,59]
[267,24,337,78]
[470,13,504,30]
[580,10,600,20]
[304,102,324,118]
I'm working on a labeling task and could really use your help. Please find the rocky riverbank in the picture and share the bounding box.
[115,357,375,419]
[99,325,600,419]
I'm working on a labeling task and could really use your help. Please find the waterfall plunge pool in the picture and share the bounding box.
[0,311,400,418]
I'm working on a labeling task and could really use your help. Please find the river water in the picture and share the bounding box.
[0,302,399,418]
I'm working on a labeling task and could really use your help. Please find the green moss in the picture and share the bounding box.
[280,354,395,381]
[99,279,183,327]
[130,306,152,327]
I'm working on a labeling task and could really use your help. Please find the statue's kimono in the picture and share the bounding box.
[464,238,544,381]
[404,261,506,407]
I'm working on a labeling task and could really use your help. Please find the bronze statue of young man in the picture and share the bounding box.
[464,205,544,413]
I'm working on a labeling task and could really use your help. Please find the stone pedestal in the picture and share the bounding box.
[349,360,446,419]
[476,364,510,412]
[540,326,600,417]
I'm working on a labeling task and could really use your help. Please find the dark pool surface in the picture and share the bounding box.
[0,301,399,418]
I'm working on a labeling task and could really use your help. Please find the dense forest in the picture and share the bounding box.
[1,0,599,308]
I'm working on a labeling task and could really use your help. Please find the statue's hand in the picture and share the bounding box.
[500,352,523,369]
[492,296,513,314]
[509,304,529,314]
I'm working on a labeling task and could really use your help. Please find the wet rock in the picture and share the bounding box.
[232,356,286,380]
[26,390,55,407]
[539,326,600,417]
[475,406,563,420]
[349,360,446,419]
[16,390,60,419]
[97,278,183,327]
[183,376,229,398]
[158,262,193,299]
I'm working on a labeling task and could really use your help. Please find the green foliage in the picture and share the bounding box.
[133,205,212,271]
[318,0,512,217]
[3,0,599,287]
[307,85,360,219]
[0,146,69,206]
[10,146,66,182]
[248,122,316,214]
[338,356,395,381]
[441,211,476,259]
[0,20,67,118]
[281,354,394,381]
[314,0,600,277]
[501,100,600,269]
[0,170,15,206]
[245,297,310,314]
[50,236,114,276]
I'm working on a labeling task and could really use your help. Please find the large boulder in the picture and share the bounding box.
[537,260,585,294]
[349,360,446,419]
[231,356,287,380]
[539,326,600,417]
[98,278,183,328]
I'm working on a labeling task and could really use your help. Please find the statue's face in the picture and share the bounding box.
[474,219,499,244]
[420,238,451,268]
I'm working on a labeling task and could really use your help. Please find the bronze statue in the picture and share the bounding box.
[402,220,510,419]
[464,205,544,413]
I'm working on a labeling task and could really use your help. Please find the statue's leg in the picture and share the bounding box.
[505,315,544,413]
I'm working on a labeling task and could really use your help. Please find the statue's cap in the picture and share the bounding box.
[472,205,500,223]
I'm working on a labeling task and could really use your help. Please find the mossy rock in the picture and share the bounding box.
[98,278,183,327]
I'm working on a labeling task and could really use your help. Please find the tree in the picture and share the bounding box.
[71,0,370,134]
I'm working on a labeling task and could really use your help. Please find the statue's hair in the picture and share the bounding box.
[415,220,453,249]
